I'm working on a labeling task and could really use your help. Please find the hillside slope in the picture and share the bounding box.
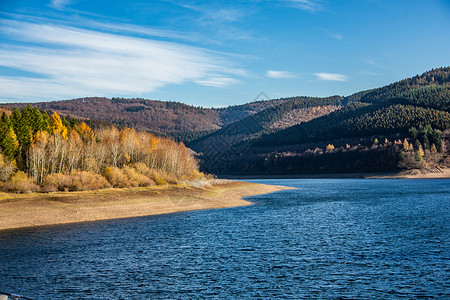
[183,67,450,175]
[257,68,450,148]
[0,97,290,134]
[233,67,450,175]
[2,67,449,176]
[188,96,343,173]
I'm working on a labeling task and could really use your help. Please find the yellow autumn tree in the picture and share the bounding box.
[77,122,95,142]
[49,112,68,139]
[326,144,335,152]
[430,144,437,154]
[418,145,424,157]
[403,138,410,151]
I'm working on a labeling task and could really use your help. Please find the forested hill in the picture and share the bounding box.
[256,67,450,148]
[230,67,450,175]
[187,96,343,173]
[1,67,449,175]
[344,67,450,105]
[176,65,447,176]
[0,97,290,134]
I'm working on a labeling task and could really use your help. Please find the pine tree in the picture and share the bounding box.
[61,116,70,129]
[415,150,423,162]
[70,118,79,128]
[21,106,33,129]
[429,129,442,149]
[42,112,50,132]
[10,108,21,134]
[409,127,418,139]
[422,134,430,150]
[0,112,11,142]
[31,107,46,133]
[1,126,19,160]
[414,140,422,151]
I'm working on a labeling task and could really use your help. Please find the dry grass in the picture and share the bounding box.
[182,178,229,189]
[122,166,155,187]
[43,171,111,191]
[1,171,40,193]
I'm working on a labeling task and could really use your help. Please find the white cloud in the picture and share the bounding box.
[266,70,297,79]
[0,19,242,101]
[195,76,240,88]
[202,7,245,23]
[283,0,321,11]
[166,1,246,23]
[49,0,72,10]
[331,33,343,40]
[314,72,348,81]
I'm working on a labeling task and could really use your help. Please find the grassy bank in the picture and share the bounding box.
[0,181,292,231]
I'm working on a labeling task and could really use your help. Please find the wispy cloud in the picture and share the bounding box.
[161,1,256,42]
[201,7,245,23]
[196,76,240,87]
[282,0,322,11]
[266,70,297,79]
[331,33,343,40]
[314,72,348,81]
[49,0,73,10]
[166,1,246,23]
[0,18,242,101]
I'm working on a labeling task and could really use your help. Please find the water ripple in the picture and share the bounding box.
[0,179,449,299]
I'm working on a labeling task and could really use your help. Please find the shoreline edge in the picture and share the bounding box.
[0,181,294,231]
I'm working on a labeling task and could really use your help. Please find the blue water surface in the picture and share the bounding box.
[0,179,449,299]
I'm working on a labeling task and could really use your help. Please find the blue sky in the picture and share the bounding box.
[0,0,449,107]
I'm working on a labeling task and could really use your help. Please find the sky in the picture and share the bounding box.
[0,0,449,107]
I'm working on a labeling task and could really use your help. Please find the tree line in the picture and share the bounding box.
[346,67,450,105]
[255,102,450,147]
[0,107,202,192]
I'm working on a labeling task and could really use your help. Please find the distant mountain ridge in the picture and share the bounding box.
[0,97,291,134]
[2,67,450,175]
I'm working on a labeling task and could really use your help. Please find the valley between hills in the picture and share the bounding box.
[2,67,450,177]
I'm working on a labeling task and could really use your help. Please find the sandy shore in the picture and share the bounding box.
[0,181,292,231]
[367,167,450,179]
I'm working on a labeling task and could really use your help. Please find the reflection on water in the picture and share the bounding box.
[0,179,449,299]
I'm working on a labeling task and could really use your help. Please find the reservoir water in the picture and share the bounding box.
[0,179,449,299]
